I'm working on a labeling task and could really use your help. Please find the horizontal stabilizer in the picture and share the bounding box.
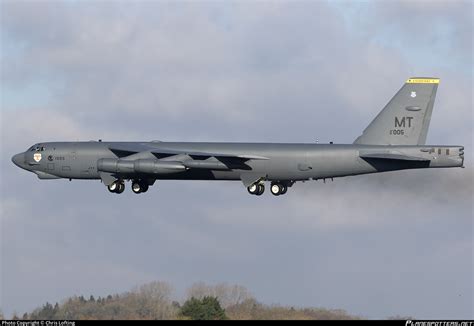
[359,152,429,162]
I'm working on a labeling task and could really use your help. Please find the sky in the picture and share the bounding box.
[1,0,473,319]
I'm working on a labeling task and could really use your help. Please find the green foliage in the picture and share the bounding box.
[29,302,59,320]
[179,296,227,320]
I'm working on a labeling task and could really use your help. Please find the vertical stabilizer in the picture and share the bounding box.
[354,77,439,145]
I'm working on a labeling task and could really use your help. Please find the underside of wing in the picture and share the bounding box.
[108,143,269,161]
[107,143,268,174]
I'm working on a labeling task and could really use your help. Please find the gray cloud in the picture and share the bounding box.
[1,0,472,319]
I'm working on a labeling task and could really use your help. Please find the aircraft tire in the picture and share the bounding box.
[116,182,125,194]
[132,181,142,194]
[256,184,265,196]
[108,182,118,193]
[280,185,288,195]
[247,183,259,195]
[270,183,281,196]
[140,183,149,193]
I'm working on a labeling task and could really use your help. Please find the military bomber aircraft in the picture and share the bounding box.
[12,77,464,196]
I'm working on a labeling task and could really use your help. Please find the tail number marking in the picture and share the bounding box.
[395,116,413,128]
[390,129,405,135]
[390,116,414,135]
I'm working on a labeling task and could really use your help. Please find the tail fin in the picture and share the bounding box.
[354,77,439,145]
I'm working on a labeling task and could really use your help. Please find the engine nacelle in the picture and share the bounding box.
[133,159,185,174]
[97,158,185,174]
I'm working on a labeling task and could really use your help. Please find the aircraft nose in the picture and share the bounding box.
[12,152,25,167]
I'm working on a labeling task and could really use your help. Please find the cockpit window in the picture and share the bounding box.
[30,146,46,151]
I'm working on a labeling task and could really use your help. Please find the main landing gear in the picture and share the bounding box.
[131,180,149,194]
[247,181,291,196]
[108,180,125,194]
[107,179,150,194]
[247,182,265,196]
[270,182,287,196]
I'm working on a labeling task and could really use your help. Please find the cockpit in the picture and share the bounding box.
[28,145,46,152]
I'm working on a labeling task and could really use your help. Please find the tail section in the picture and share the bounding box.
[354,77,439,145]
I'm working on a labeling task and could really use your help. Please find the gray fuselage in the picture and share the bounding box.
[12,141,464,183]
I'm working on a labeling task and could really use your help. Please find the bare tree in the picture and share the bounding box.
[186,283,254,308]
[130,281,177,319]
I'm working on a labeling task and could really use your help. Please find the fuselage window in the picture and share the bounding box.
[438,148,441,155]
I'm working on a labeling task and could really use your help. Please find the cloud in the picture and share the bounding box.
[1,0,472,319]
[204,166,473,231]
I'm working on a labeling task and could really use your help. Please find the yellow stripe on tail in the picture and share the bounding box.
[406,78,440,84]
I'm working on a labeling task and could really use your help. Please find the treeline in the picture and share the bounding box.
[9,281,360,320]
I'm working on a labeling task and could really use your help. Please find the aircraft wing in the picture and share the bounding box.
[108,143,269,161]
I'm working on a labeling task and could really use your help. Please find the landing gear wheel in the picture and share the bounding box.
[256,184,265,196]
[132,181,142,194]
[140,183,149,193]
[247,184,259,195]
[108,182,118,193]
[116,182,125,194]
[280,185,287,195]
[271,183,282,196]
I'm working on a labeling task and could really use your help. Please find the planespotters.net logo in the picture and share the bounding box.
[406,321,474,326]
